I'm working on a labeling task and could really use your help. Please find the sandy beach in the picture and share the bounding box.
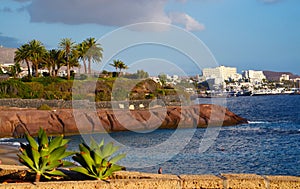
[0,144,20,165]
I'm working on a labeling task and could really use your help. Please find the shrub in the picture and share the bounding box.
[18,128,74,182]
[71,138,126,180]
[37,104,52,110]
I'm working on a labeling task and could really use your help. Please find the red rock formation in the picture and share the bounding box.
[0,104,247,138]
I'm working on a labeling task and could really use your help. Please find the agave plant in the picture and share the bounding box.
[71,138,126,180]
[18,128,74,182]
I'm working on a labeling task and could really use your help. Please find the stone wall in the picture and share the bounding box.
[0,98,184,110]
[0,165,299,189]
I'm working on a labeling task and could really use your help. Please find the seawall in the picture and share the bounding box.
[0,98,183,109]
[0,165,299,189]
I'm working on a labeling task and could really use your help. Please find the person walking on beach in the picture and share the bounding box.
[158,167,162,174]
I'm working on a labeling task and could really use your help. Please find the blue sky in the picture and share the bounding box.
[0,0,299,75]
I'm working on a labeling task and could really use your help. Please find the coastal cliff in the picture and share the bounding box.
[0,104,247,138]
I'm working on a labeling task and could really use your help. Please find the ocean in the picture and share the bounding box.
[1,95,300,176]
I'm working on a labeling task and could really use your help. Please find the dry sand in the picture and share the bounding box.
[0,144,20,165]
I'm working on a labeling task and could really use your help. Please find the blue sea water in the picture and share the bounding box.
[1,95,300,176]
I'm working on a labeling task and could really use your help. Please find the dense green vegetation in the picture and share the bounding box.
[0,37,186,102]
[0,76,180,101]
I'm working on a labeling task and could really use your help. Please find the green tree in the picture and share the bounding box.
[59,38,76,80]
[42,49,64,77]
[109,59,128,77]
[118,61,128,75]
[77,41,88,74]
[84,37,103,74]
[9,62,22,78]
[158,73,167,86]
[28,40,46,77]
[14,43,31,77]
[110,59,121,72]
[136,70,149,79]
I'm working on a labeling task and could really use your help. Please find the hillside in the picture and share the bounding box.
[263,71,299,81]
[0,47,16,64]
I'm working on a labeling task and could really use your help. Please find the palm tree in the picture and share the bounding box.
[27,40,46,77]
[14,43,31,77]
[110,59,121,77]
[9,62,22,78]
[118,61,128,74]
[42,49,64,77]
[77,42,88,74]
[84,37,103,74]
[59,38,76,80]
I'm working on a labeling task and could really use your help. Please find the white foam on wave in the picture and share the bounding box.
[223,126,261,131]
[0,137,13,141]
[248,121,269,124]
[0,141,20,146]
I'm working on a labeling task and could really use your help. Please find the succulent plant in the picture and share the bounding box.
[18,128,74,182]
[71,138,126,180]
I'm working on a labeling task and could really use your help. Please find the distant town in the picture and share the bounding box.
[152,65,300,97]
[1,46,300,98]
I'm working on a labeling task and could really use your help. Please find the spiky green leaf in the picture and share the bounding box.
[109,153,126,164]
[38,128,48,148]
[18,154,37,171]
[61,160,74,167]
[72,155,88,168]
[59,151,76,160]
[90,137,99,150]
[61,139,69,147]
[46,169,66,177]
[31,147,41,169]
[79,144,96,174]
[25,133,38,150]
[43,160,62,171]
[71,167,96,178]
[49,146,66,161]
[101,142,114,159]
[48,136,63,153]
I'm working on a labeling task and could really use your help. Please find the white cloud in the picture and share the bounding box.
[169,12,205,31]
[18,0,204,31]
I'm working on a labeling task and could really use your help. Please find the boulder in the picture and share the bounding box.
[0,104,248,137]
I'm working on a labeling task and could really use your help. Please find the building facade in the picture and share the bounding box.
[202,66,237,86]
[242,70,266,83]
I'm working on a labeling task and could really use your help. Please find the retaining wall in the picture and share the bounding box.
[0,98,184,110]
[0,165,299,189]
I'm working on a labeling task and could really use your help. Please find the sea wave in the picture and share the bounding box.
[0,141,20,146]
[0,137,13,141]
[248,121,269,124]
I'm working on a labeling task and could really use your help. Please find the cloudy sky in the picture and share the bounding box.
[0,0,299,75]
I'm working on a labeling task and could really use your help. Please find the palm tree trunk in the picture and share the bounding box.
[35,64,39,77]
[83,59,87,74]
[25,60,31,76]
[88,58,91,74]
[67,62,70,80]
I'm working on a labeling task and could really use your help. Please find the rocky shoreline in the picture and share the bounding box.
[0,104,247,138]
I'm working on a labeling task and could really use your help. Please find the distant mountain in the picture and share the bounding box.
[263,71,300,81]
[0,47,16,64]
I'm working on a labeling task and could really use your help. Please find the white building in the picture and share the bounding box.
[279,74,290,81]
[202,66,237,85]
[243,70,266,83]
